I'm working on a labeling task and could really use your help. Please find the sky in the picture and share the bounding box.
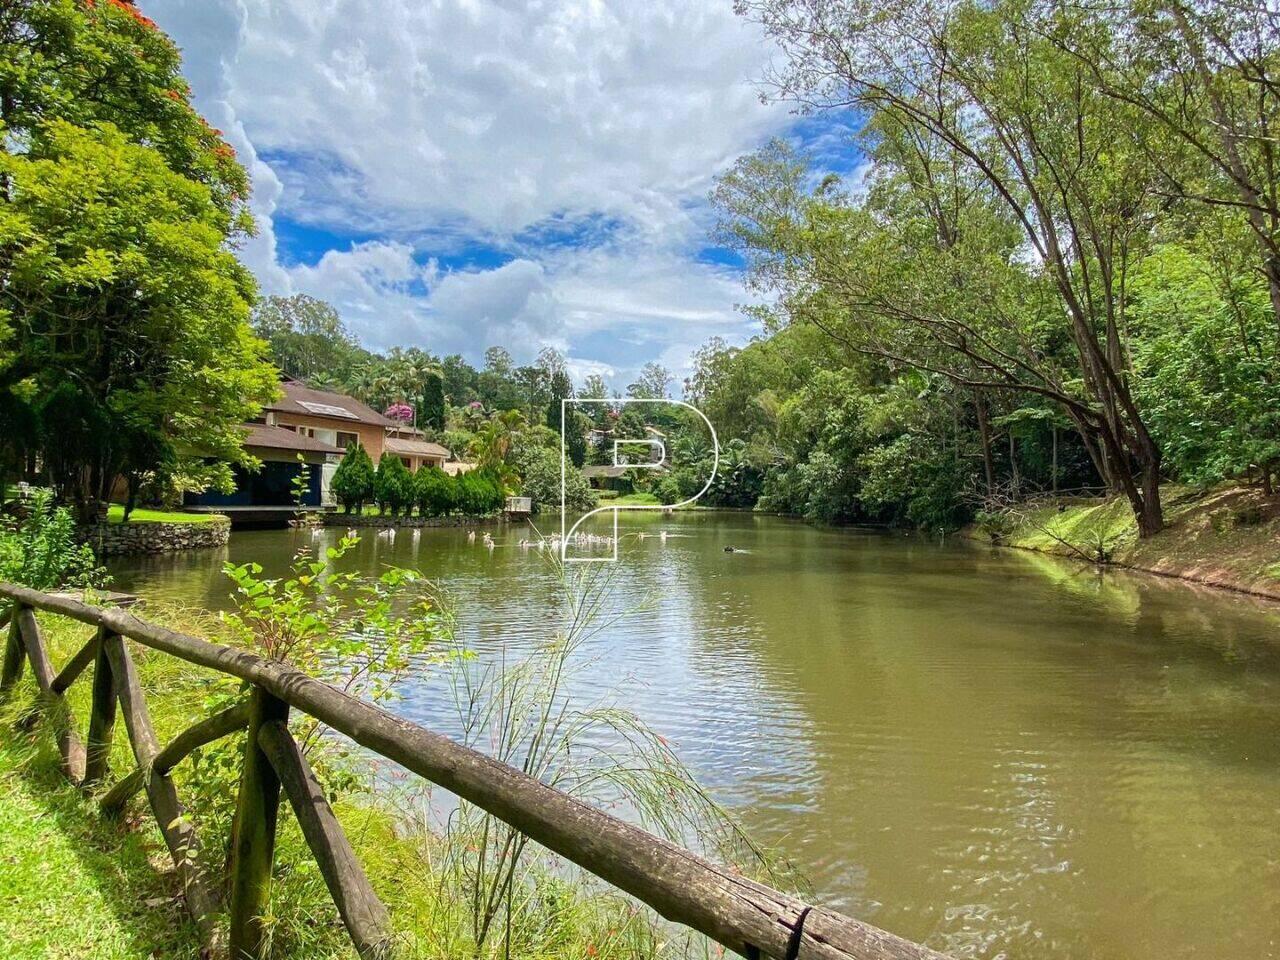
[138,0,858,391]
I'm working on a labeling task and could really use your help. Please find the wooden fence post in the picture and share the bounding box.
[228,685,290,960]
[84,628,117,786]
[259,719,394,959]
[1,605,25,694]
[103,635,223,952]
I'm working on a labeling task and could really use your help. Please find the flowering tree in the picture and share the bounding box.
[384,402,414,424]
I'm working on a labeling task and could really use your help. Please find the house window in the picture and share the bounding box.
[336,431,359,449]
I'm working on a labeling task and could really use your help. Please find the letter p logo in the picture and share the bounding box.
[559,398,718,562]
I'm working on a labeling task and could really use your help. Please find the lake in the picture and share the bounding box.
[106,511,1280,960]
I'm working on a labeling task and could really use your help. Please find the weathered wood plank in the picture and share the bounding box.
[259,719,393,959]
[17,607,55,693]
[0,581,949,960]
[101,700,249,814]
[16,608,85,781]
[84,631,117,786]
[0,609,26,694]
[52,629,101,694]
[102,635,223,952]
[228,687,289,960]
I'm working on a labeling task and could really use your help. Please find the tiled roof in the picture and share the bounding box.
[266,380,398,427]
[384,436,451,459]
[242,422,343,455]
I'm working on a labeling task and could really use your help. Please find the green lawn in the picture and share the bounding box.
[608,492,661,506]
[0,737,204,960]
[105,505,223,525]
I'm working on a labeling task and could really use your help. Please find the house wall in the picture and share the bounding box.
[185,448,328,508]
[270,413,385,460]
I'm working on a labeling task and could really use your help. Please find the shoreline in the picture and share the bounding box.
[965,485,1280,604]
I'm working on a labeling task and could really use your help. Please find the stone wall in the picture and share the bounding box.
[80,517,231,556]
[324,513,505,530]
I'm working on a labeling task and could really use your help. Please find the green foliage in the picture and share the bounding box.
[0,119,276,521]
[330,443,375,514]
[415,466,457,517]
[454,470,505,516]
[374,452,415,516]
[221,537,450,702]
[251,294,364,385]
[1130,242,1280,486]
[0,490,104,590]
[514,445,598,513]
[290,453,312,508]
[421,371,447,431]
[0,2,270,518]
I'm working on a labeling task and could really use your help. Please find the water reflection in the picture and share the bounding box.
[107,514,1280,960]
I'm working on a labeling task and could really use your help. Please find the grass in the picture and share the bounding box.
[105,506,223,525]
[976,483,1280,597]
[0,736,205,960]
[608,492,662,506]
[0,590,765,959]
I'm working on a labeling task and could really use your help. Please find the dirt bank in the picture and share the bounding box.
[968,485,1280,601]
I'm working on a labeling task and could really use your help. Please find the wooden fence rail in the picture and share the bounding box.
[0,582,948,960]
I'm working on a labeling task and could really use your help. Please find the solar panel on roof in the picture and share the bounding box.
[298,400,358,419]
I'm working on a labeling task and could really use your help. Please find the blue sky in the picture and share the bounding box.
[140,0,864,390]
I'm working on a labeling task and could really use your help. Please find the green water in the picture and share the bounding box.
[106,512,1280,959]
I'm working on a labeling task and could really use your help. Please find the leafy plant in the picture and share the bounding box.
[0,490,105,590]
[220,536,451,709]
[331,442,376,514]
[374,452,415,516]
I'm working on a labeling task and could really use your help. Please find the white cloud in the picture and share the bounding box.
[139,0,789,383]
[218,0,786,238]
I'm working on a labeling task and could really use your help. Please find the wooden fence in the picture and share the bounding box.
[0,582,948,960]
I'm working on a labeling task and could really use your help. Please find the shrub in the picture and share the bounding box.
[653,475,683,505]
[0,489,105,590]
[514,446,597,512]
[331,443,375,514]
[415,466,456,517]
[374,453,414,516]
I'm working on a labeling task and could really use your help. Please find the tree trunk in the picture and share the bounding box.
[1008,432,1020,499]
[975,394,995,497]
[1051,424,1058,495]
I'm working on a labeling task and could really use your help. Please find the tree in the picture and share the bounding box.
[251,295,364,383]
[415,466,456,517]
[727,0,1174,535]
[515,445,597,512]
[543,365,587,466]
[331,443,375,514]
[627,362,674,400]
[421,371,446,431]
[0,0,250,232]
[1074,0,1280,339]
[0,120,277,521]
[374,453,414,516]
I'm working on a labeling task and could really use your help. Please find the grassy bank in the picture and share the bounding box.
[105,506,223,524]
[0,607,692,960]
[973,485,1280,600]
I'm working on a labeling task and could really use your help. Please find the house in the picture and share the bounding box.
[185,422,342,510]
[384,433,451,472]
[263,380,399,461]
[186,380,461,514]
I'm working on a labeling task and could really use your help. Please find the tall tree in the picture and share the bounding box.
[251,295,364,383]
[733,0,1173,534]
[0,121,277,519]
[627,362,674,400]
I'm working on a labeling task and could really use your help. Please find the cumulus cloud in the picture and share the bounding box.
[139,0,792,385]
